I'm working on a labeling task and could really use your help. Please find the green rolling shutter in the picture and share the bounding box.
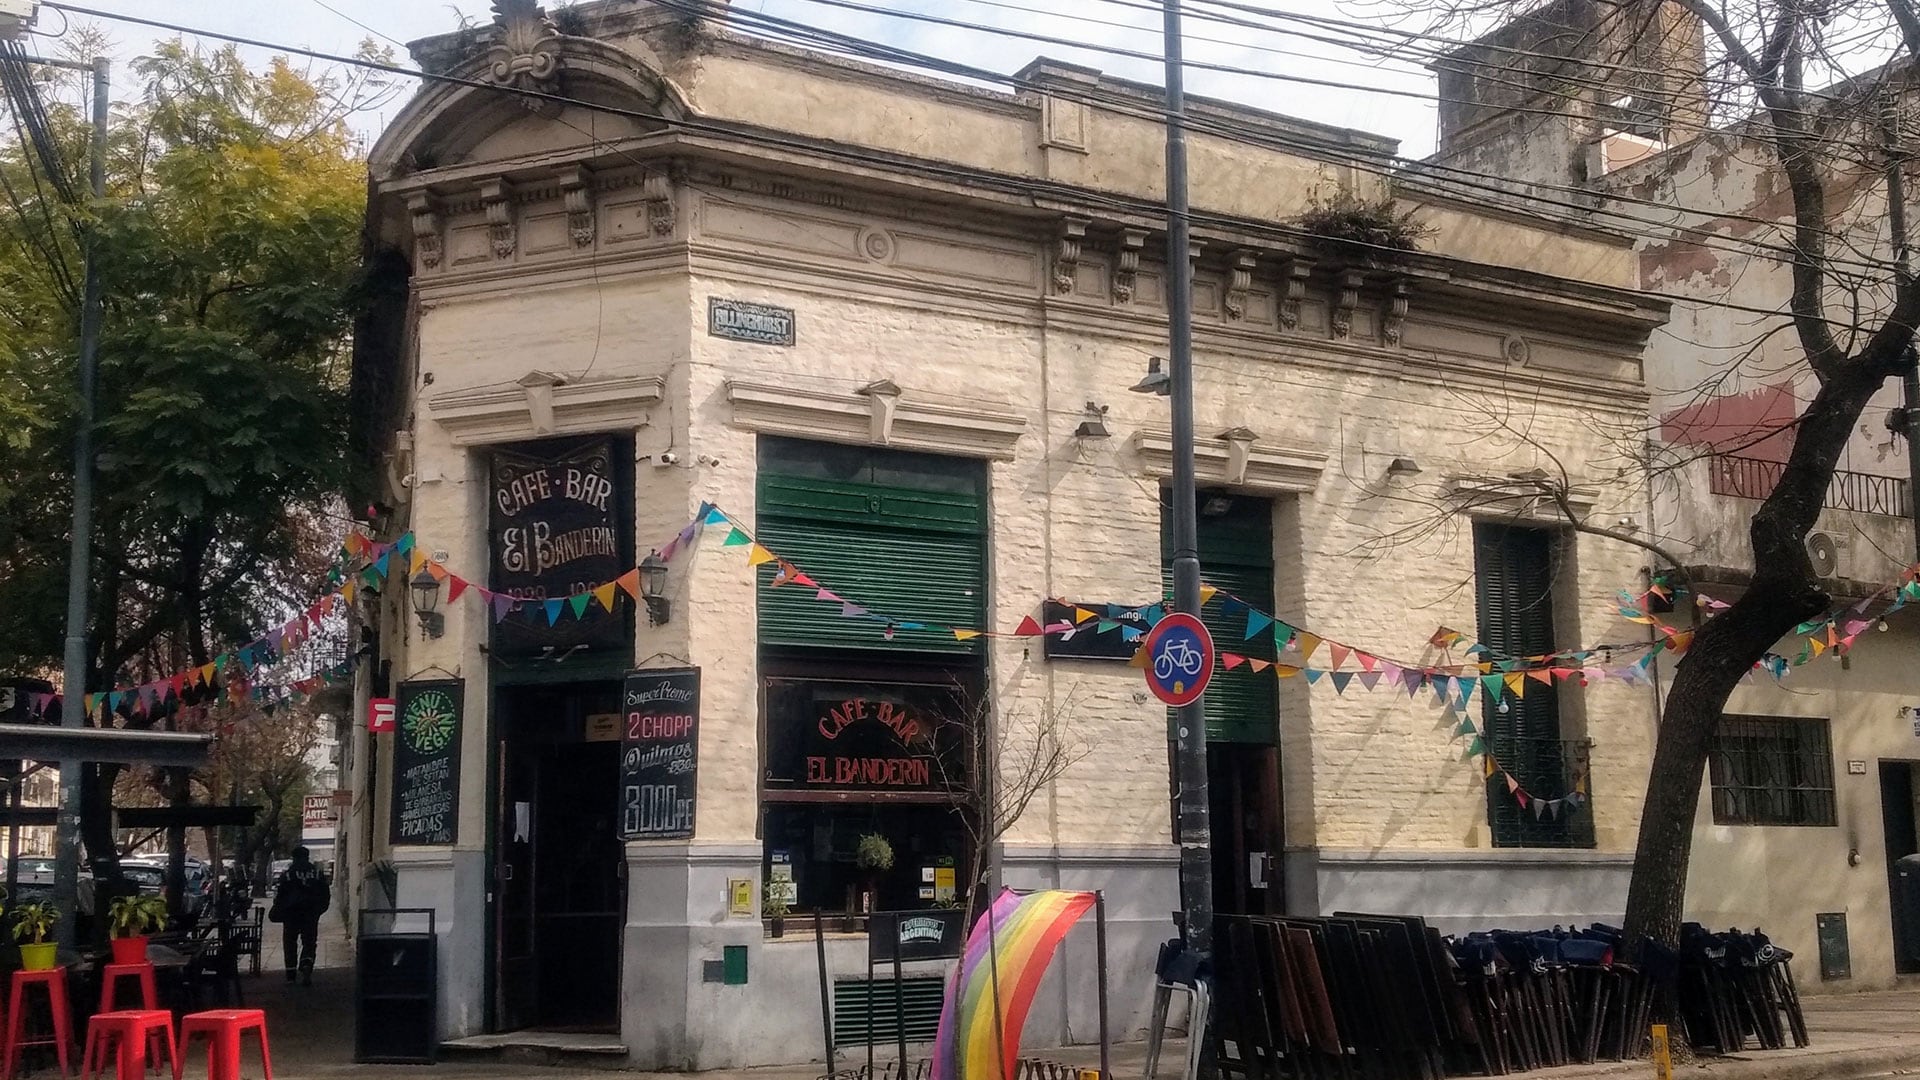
[756,440,985,655]
[833,975,946,1045]
[1163,498,1278,745]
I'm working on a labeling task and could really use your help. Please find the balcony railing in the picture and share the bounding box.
[1708,455,1912,518]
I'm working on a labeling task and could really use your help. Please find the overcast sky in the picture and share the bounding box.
[28,0,1443,156]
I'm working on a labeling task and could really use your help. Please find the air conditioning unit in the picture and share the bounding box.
[1806,531,1851,579]
[0,0,36,40]
[1584,131,1667,178]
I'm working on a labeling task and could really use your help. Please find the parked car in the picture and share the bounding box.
[120,856,212,918]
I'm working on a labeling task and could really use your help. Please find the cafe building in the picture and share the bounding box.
[342,0,1669,1067]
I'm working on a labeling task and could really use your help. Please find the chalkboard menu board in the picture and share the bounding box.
[619,668,700,841]
[390,679,463,847]
[489,436,628,655]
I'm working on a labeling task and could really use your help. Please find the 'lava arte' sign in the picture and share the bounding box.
[390,679,463,846]
[1142,612,1215,707]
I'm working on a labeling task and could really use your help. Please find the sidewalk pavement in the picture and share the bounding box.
[245,954,1920,1080]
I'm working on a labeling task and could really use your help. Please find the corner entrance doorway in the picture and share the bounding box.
[1880,760,1920,975]
[493,681,625,1032]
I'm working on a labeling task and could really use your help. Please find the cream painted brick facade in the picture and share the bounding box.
[342,0,1670,1065]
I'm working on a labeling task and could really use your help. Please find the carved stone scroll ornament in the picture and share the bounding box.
[486,0,564,116]
[1113,228,1147,303]
[1383,278,1409,346]
[642,173,675,237]
[1280,257,1313,330]
[1331,269,1364,339]
[407,192,443,270]
[1052,218,1089,294]
[481,179,515,260]
[1225,250,1257,321]
[560,167,594,248]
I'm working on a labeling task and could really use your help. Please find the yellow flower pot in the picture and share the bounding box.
[18,942,56,971]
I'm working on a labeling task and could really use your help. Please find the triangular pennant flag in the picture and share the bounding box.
[1358,670,1382,691]
[372,551,392,579]
[1199,584,1218,606]
[1015,616,1044,637]
[569,594,591,619]
[615,569,643,600]
[1357,652,1378,672]
[1304,669,1325,685]
[1809,637,1827,658]
[1505,773,1520,794]
[1481,673,1504,699]
[1245,609,1274,639]
[1097,620,1120,633]
[703,505,729,526]
[840,603,868,618]
[1533,797,1549,820]
[1454,679,1473,710]
[341,581,357,605]
[1223,653,1247,671]
[1128,648,1149,670]
[592,582,616,611]
[723,528,751,547]
[792,571,817,588]
[492,594,516,622]
[1504,672,1527,698]
[658,538,681,563]
[1273,624,1295,651]
[544,599,565,625]
[1294,632,1322,659]
[1073,607,1096,625]
[1120,626,1143,642]
[448,576,470,605]
[1249,659,1271,673]
[1330,670,1355,694]
[747,545,777,567]
[425,561,448,582]
[1527,668,1553,685]
[954,629,982,642]
[1274,665,1302,678]
[1328,643,1351,670]
[409,546,428,576]
[1484,755,1498,779]
[815,588,842,603]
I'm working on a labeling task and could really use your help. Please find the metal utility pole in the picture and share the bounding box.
[51,54,109,949]
[1160,0,1213,964]
[1885,97,1920,564]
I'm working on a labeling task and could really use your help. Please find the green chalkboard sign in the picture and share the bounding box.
[1816,911,1850,981]
[390,679,463,846]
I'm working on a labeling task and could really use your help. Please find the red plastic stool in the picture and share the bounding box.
[82,1011,175,1080]
[4,967,72,1080]
[97,965,157,1014]
[175,1011,270,1080]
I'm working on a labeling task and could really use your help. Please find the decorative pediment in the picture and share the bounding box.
[1443,471,1599,524]
[428,372,664,445]
[725,379,1026,461]
[1133,429,1326,494]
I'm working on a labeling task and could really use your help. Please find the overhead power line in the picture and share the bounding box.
[43,1,1902,332]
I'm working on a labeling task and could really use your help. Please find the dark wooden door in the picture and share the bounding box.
[493,741,538,1032]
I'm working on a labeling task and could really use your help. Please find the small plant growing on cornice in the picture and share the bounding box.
[1296,192,1430,267]
[551,1,590,37]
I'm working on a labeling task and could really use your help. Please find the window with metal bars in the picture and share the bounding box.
[1709,716,1837,826]
[1473,523,1593,848]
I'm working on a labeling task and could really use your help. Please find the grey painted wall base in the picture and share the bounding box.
[1284,847,1633,934]
[389,847,489,1040]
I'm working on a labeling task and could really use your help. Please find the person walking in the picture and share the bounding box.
[269,847,330,985]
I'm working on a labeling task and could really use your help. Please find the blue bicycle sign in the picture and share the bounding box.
[1142,613,1214,707]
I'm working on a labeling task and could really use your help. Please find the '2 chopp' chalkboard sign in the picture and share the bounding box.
[619,668,700,841]
[390,679,463,846]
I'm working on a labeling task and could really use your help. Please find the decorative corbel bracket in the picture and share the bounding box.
[857,379,903,445]
[1383,277,1410,346]
[559,166,595,248]
[517,370,565,435]
[1280,256,1314,329]
[1331,269,1364,339]
[642,172,675,237]
[1220,427,1257,486]
[1224,250,1258,321]
[406,192,443,270]
[481,179,516,260]
[1113,227,1147,303]
[1052,217,1089,294]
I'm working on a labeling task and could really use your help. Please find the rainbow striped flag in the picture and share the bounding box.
[931,889,1097,1080]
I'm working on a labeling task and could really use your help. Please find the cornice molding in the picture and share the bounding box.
[1133,429,1326,494]
[427,373,665,446]
[725,379,1026,461]
[1443,472,1600,524]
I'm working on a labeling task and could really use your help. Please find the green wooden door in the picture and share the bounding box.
[1163,497,1277,744]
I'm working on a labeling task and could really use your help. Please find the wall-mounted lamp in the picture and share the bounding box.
[1128,357,1171,396]
[1385,456,1423,478]
[409,569,445,639]
[1074,401,1111,439]
[639,550,671,626]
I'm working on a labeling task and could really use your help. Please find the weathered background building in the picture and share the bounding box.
[1431,0,1920,992]
[343,0,1667,1066]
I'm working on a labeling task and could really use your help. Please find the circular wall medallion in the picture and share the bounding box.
[859,228,896,263]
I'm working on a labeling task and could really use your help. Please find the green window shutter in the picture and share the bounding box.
[1162,498,1278,745]
[832,975,946,1045]
[1473,524,1589,847]
[756,452,985,655]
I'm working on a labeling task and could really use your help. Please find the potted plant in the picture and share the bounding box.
[763,880,791,939]
[13,901,56,971]
[855,833,895,917]
[107,894,168,964]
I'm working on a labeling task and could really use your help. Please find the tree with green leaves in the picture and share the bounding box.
[0,33,391,876]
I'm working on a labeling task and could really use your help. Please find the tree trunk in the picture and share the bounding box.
[1622,361,1891,961]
